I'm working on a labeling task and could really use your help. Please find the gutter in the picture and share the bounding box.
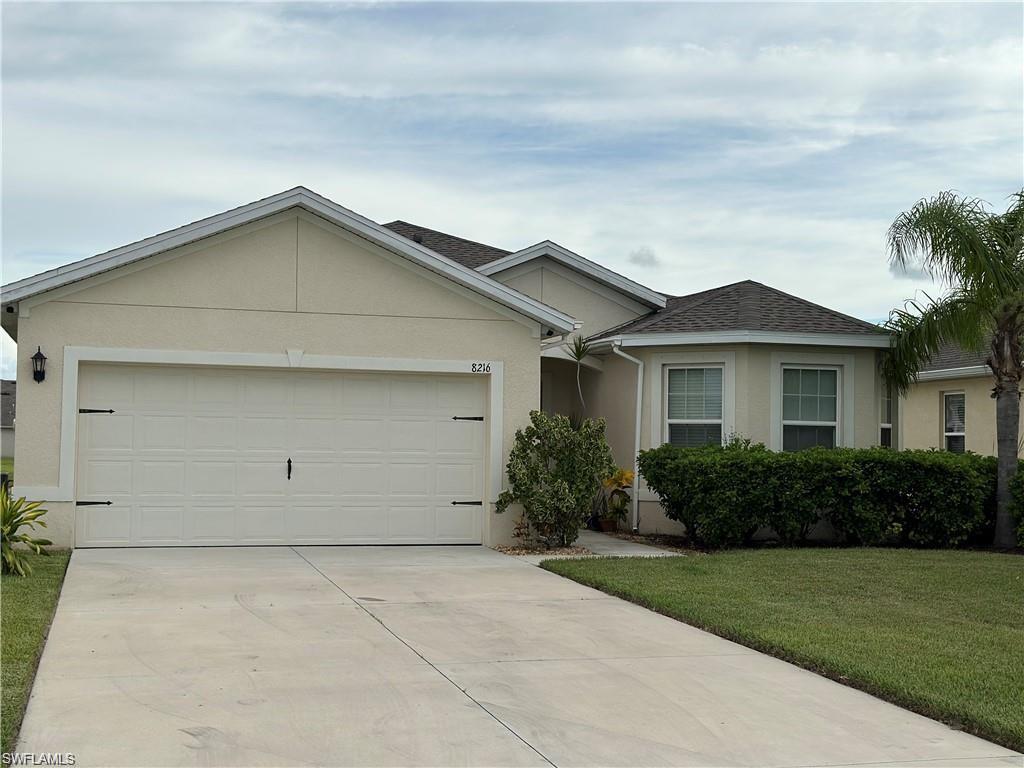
[611,342,643,533]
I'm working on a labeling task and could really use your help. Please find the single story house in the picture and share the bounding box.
[899,341,1016,457]
[1,379,14,461]
[1,187,892,547]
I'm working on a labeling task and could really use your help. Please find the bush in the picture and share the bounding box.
[496,410,615,547]
[639,443,1001,549]
[1,486,52,576]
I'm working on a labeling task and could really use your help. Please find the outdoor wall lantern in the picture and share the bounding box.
[31,346,47,382]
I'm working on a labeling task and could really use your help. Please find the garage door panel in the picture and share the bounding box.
[138,461,186,496]
[187,505,237,542]
[239,505,288,540]
[189,416,237,450]
[137,506,185,543]
[77,364,486,546]
[86,414,134,451]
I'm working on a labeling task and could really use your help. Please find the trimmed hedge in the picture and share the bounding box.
[637,443,1014,549]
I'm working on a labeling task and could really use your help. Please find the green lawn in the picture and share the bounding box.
[1,551,71,754]
[543,549,1024,751]
[0,457,12,479]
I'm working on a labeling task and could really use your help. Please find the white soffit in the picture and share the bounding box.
[0,187,576,334]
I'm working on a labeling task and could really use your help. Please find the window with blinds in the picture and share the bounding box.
[666,367,723,447]
[880,386,893,448]
[943,392,966,453]
[782,367,839,451]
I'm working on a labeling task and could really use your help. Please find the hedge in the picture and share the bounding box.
[637,443,1018,549]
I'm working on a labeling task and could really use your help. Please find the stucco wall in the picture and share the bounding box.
[11,211,540,547]
[585,342,886,534]
[491,257,647,337]
[901,374,1015,456]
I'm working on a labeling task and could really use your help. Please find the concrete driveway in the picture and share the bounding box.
[18,546,1020,768]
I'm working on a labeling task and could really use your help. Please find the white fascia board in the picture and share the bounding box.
[915,365,989,381]
[478,240,666,309]
[0,187,576,335]
[597,330,892,349]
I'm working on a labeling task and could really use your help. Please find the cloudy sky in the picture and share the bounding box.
[2,1,1022,377]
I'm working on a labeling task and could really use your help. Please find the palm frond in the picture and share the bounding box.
[881,291,988,394]
[887,191,1019,300]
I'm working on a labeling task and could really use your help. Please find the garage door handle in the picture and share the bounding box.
[76,500,112,506]
[451,416,484,421]
[451,500,483,506]
[287,458,292,480]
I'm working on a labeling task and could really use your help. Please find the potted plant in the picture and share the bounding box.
[597,468,634,532]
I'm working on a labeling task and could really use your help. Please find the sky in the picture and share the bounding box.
[2,1,1022,378]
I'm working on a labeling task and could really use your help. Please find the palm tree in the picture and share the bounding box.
[567,335,591,414]
[882,190,1024,549]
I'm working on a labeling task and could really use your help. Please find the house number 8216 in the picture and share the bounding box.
[471,363,491,373]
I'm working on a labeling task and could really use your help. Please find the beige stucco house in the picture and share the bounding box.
[899,342,1016,457]
[1,187,893,547]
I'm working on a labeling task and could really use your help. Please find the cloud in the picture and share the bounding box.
[628,246,661,268]
[889,262,931,281]
[0,0,1020,338]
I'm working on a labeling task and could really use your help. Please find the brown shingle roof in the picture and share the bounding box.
[382,221,510,269]
[920,340,989,373]
[1,380,14,428]
[594,280,883,339]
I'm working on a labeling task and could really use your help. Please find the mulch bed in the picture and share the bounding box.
[493,544,593,557]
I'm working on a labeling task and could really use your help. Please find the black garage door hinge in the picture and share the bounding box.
[79,408,115,414]
[451,500,483,506]
[76,500,112,506]
[451,416,484,421]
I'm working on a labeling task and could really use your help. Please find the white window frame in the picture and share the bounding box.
[663,364,725,446]
[880,385,893,448]
[943,391,966,453]
[770,352,855,451]
[780,364,842,451]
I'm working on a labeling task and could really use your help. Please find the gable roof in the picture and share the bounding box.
[1,380,13,428]
[382,221,511,269]
[0,188,576,336]
[478,241,667,309]
[592,280,888,346]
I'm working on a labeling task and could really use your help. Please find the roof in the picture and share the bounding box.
[382,221,511,269]
[478,241,666,309]
[593,280,885,341]
[0,188,576,336]
[1,379,14,428]
[920,340,989,373]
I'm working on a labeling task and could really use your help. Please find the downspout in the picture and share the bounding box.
[611,342,643,533]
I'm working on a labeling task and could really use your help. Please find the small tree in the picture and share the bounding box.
[882,190,1024,549]
[496,410,615,547]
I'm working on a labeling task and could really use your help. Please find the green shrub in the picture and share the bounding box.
[1,486,52,576]
[638,443,1002,549]
[496,410,615,548]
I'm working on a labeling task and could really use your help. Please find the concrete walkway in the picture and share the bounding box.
[18,546,1021,767]
[513,530,681,564]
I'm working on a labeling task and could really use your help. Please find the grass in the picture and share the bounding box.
[543,548,1024,751]
[1,551,71,754]
[0,457,12,480]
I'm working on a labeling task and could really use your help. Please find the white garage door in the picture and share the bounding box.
[75,364,487,547]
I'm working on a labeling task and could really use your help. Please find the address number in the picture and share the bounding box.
[471,362,492,373]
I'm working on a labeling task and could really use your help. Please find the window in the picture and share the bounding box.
[880,386,893,448]
[782,367,838,451]
[666,367,723,447]
[944,392,966,453]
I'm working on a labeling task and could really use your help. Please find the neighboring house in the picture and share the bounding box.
[900,341,1018,457]
[1,379,14,461]
[0,187,891,547]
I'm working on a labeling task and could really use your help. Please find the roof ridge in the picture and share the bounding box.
[383,221,511,255]
[751,281,881,333]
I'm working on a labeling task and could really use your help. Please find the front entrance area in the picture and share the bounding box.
[74,364,487,546]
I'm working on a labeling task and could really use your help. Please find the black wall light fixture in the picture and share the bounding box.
[31,347,46,382]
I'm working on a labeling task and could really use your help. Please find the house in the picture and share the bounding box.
[1,379,14,461]
[0,187,892,547]
[899,341,1018,456]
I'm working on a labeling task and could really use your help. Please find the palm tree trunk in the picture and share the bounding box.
[994,379,1020,549]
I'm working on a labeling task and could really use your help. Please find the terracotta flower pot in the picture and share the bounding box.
[598,518,617,533]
